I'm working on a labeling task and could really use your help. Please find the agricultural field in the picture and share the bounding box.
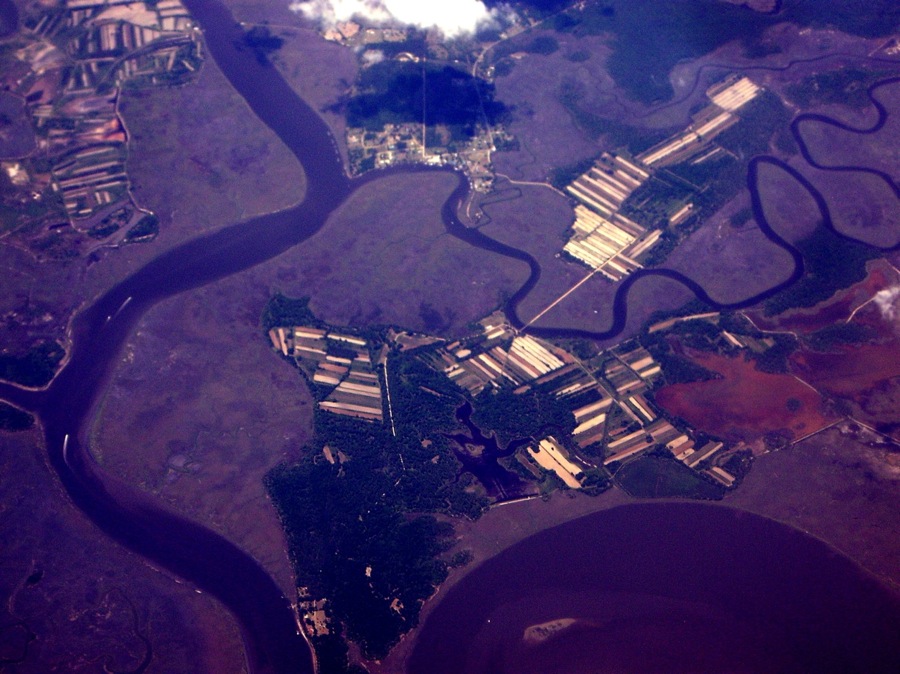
[0,28,307,374]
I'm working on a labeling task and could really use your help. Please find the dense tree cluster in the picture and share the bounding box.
[764,226,879,316]
[0,402,34,431]
[786,68,896,110]
[471,387,575,448]
[265,333,492,668]
[261,293,320,332]
[0,341,65,388]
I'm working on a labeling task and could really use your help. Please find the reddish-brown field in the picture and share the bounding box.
[794,343,900,398]
[750,259,898,332]
[790,295,900,438]
[655,352,835,445]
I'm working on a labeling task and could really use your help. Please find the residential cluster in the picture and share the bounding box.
[297,587,331,637]
[347,121,512,193]
[6,0,201,242]
[314,16,521,191]
[320,21,409,48]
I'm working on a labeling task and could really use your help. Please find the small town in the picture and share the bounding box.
[313,15,527,191]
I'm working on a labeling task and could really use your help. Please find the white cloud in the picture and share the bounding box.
[361,49,385,65]
[874,285,900,322]
[290,0,506,37]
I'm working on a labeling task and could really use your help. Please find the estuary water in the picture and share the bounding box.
[409,503,900,674]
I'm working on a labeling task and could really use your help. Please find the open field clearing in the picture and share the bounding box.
[790,298,900,440]
[727,424,900,587]
[272,171,528,335]
[615,455,724,500]
[122,57,306,241]
[790,164,900,248]
[755,160,825,244]
[665,198,795,304]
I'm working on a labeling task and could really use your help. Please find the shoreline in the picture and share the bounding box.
[375,439,900,672]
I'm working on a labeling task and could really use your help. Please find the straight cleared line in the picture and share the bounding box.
[383,360,397,437]
[526,269,600,328]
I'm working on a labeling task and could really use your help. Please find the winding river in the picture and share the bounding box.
[1,1,899,672]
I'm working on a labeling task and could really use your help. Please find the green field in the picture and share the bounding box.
[615,455,725,500]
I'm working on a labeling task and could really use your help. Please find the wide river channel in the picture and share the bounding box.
[1,1,899,672]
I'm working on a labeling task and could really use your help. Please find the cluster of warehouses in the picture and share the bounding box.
[563,154,663,281]
[515,342,690,483]
[422,316,570,396]
[636,76,762,168]
[269,326,385,422]
[527,437,585,489]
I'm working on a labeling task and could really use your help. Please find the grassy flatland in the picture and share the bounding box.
[615,455,725,500]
